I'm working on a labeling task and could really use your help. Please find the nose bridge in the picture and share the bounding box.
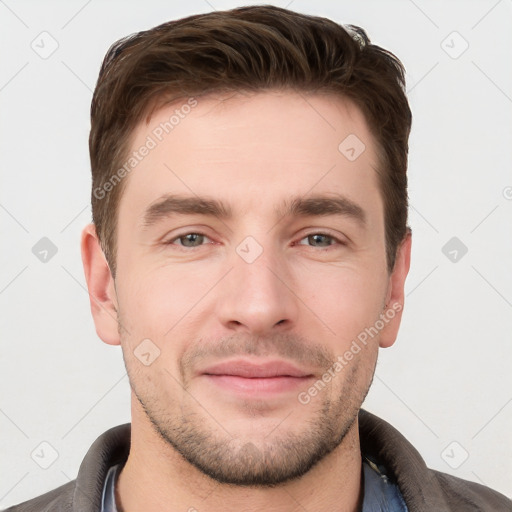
[217,236,298,332]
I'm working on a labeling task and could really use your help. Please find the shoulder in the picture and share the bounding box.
[2,423,131,512]
[358,409,512,511]
[2,481,74,512]
[430,469,512,511]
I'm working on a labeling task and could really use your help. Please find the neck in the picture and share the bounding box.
[116,399,363,512]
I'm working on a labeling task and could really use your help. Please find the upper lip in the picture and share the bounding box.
[202,359,313,378]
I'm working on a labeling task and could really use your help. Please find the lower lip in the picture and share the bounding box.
[204,374,313,396]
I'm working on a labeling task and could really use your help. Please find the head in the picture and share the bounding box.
[82,5,412,486]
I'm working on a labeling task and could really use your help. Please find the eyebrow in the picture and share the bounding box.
[141,193,366,228]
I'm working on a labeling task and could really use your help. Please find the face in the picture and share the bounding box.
[84,91,410,486]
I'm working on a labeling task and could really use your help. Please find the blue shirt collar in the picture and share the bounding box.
[101,459,408,512]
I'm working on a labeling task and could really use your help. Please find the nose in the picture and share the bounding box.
[216,244,299,335]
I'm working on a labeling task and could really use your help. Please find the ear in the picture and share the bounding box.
[379,229,412,348]
[81,223,121,346]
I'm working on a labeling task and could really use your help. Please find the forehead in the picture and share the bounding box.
[119,91,381,220]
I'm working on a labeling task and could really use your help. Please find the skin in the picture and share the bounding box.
[81,91,411,512]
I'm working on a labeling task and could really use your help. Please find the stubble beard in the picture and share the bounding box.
[126,343,375,487]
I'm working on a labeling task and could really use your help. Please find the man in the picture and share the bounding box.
[5,4,511,512]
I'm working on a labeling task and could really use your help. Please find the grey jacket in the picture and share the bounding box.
[4,410,511,511]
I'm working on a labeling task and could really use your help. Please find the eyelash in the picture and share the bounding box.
[164,231,346,250]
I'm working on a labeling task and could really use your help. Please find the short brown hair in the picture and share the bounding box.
[89,4,412,276]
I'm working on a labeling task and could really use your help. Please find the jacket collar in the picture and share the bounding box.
[74,409,450,510]
[358,409,450,510]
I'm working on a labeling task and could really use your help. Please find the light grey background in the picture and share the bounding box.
[1,0,511,507]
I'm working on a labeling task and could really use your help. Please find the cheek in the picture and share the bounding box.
[296,263,387,345]
[118,263,220,341]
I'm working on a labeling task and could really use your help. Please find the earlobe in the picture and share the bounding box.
[81,224,121,346]
[379,229,412,349]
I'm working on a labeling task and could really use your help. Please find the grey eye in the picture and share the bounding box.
[299,234,335,247]
[176,233,206,247]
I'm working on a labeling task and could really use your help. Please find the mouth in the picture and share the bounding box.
[201,359,315,396]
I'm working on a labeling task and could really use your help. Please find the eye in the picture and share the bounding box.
[297,233,341,248]
[168,233,212,248]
